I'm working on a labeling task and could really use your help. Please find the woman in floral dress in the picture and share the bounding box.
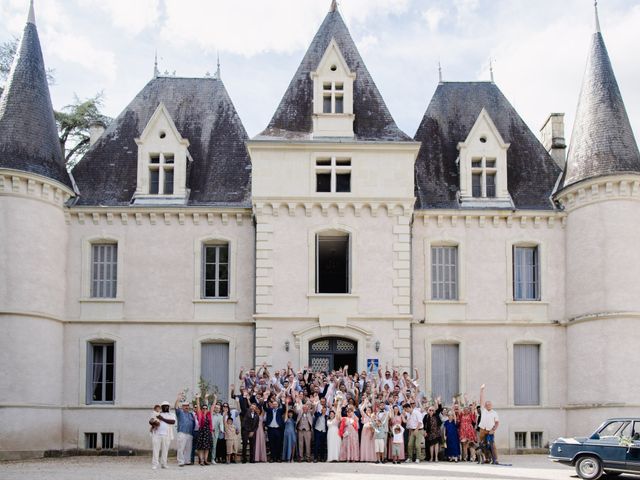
[339,406,360,462]
[458,404,477,461]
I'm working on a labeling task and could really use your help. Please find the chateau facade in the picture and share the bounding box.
[1,2,639,459]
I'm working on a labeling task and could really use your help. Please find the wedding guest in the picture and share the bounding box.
[174,393,195,467]
[254,404,268,462]
[282,402,297,462]
[339,406,359,462]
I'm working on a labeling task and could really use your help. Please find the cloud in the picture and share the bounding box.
[75,0,161,35]
[422,7,446,32]
[160,0,410,57]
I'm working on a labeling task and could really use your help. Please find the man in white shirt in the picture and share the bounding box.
[150,401,176,469]
[478,384,499,464]
[404,402,424,462]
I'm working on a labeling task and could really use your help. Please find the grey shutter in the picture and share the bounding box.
[201,343,229,401]
[431,247,458,300]
[514,344,540,405]
[431,344,459,401]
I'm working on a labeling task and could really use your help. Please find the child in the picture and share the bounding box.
[391,424,405,464]
[149,404,161,433]
[224,417,238,464]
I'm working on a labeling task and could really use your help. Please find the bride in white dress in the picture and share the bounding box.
[326,400,342,462]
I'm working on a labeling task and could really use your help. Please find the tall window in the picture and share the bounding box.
[514,344,540,406]
[87,342,115,404]
[316,233,350,294]
[471,157,497,198]
[202,243,229,298]
[431,344,459,402]
[91,243,117,298]
[316,157,351,193]
[513,246,540,300]
[149,153,174,195]
[322,81,344,114]
[431,246,458,300]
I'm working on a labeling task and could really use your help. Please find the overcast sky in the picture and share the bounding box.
[1,0,639,144]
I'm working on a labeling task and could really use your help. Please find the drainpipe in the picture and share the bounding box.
[252,214,257,368]
[410,212,414,373]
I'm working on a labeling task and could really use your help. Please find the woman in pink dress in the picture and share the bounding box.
[254,405,267,462]
[339,407,359,462]
[387,405,405,461]
[359,404,377,462]
[458,405,477,461]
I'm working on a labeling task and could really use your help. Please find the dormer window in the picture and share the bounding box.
[323,81,344,114]
[148,153,174,195]
[310,39,356,138]
[471,157,497,198]
[457,109,513,208]
[133,103,191,205]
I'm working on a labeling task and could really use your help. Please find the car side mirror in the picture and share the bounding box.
[590,433,600,440]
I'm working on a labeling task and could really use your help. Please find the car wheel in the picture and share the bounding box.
[575,455,603,480]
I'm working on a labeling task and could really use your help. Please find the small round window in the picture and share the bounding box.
[159,131,167,139]
[479,136,487,143]
[330,64,337,72]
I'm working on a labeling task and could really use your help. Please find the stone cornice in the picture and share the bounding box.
[0,169,74,208]
[565,310,640,325]
[554,174,640,212]
[414,209,566,229]
[66,207,252,227]
[252,197,415,217]
[246,139,422,153]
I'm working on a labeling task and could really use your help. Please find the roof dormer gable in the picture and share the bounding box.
[310,38,356,138]
[133,102,192,205]
[457,108,513,208]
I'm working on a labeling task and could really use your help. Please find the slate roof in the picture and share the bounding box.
[414,82,561,210]
[0,10,72,188]
[560,31,640,189]
[72,76,251,206]
[257,8,411,142]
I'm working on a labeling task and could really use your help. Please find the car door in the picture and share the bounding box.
[625,421,640,472]
[585,420,629,471]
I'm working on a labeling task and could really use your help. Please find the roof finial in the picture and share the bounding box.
[438,60,443,84]
[215,52,221,80]
[594,0,601,33]
[330,0,338,12]
[27,0,36,25]
[489,57,495,83]
[153,50,159,78]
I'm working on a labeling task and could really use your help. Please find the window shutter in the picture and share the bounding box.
[514,344,540,405]
[431,344,459,401]
[201,343,230,401]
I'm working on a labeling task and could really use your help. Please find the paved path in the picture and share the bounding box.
[0,455,582,480]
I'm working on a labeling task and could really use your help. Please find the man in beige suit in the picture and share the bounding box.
[296,402,314,462]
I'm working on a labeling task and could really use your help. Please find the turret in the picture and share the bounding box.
[556,3,640,434]
[0,1,70,458]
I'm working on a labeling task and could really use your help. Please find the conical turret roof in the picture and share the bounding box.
[0,2,71,188]
[561,9,640,189]
[258,5,410,142]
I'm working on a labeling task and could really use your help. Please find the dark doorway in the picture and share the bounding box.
[309,337,357,373]
[316,234,349,294]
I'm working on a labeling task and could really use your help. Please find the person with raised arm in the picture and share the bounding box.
[194,393,214,465]
[478,384,500,464]
[174,391,195,466]
[339,405,360,462]
[424,396,443,462]
[282,399,297,462]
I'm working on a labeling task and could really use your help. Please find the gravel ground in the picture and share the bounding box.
[0,455,583,480]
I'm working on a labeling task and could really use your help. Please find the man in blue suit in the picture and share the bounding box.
[265,398,285,462]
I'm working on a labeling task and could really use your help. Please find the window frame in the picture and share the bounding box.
[470,156,498,198]
[90,243,118,299]
[430,245,459,301]
[315,232,351,295]
[148,152,175,195]
[315,156,352,194]
[513,245,541,301]
[86,341,115,405]
[201,242,230,299]
[322,81,345,115]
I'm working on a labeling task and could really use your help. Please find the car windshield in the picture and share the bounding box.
[597,421,631,438]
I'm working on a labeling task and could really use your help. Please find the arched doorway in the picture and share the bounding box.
[309,337,357,373]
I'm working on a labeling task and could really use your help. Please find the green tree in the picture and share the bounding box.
[56,93,110,168]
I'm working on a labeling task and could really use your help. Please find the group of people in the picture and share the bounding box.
[148,362,500,469]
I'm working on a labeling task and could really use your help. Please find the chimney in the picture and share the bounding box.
[540,113,566,169]
[89,120,106,146]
